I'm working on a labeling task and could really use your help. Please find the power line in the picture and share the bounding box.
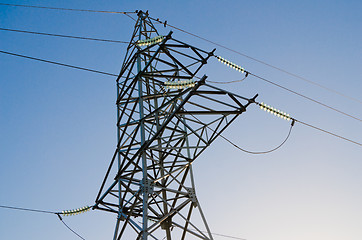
[220,120,294,154]
[206,231,247,240]
[247,72,362,123]
[0,2,136,14]
[253,100,362,147]
[0,50,118,77]
[1,204,246,240]
[3,4,360,116]
[209,56,362,123]
[218,102,361,150]
[207,76,248,84]
[2,3,359,105]
[188,109,294,154]
[57,214,87,240]
[1,49,360,147]
[195,84,361,148]
[1,51,360,147]
[149,16,362,105]
[0,204,89,240]
[0,27,128,43]
[190,229,247,240]
[0,205,57,214]
[295,119,362,147]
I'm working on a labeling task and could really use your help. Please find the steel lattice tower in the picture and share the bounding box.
[94,11,256,240]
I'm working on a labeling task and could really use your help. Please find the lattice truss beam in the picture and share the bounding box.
[94,11,256,240]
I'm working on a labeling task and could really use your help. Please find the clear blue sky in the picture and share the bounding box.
[1,1,361,239]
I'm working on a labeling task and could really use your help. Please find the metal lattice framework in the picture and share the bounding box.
[94,11,257,240]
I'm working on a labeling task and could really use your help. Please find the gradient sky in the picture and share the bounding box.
[1,1,361,240]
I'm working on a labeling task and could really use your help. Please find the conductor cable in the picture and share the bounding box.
[220,120,294,154]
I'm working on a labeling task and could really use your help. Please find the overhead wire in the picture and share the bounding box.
[177,228,248,240]
[295,119,362,146]
[207,76,248,84]
[0,27,128,43]
[1,204,245,240]
[2,3,359,106]
[252,100,362,147]
[0,6,360,146]
[220,120,294,154]
[57,214,86,240]
[149,16,362,105]
[202,231,247,240]
[0,2,136,14]
[189,81,361,148]
[213,99,361,150]
[2,48,359,147]
[0,50,118,77]
[0,204,89,240]
[211,55,362,123]
[1,3,360,104]
[248,72,362,123]
[1,6,360,239]
[187,110,294,154]
[0,204,57,214]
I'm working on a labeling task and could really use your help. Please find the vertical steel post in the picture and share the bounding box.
[136,12,148,240]
[113,83,121,240]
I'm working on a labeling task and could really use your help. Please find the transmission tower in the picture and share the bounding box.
[94,11,256,240]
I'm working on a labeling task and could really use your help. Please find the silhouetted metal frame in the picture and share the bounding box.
[94,10,257,240]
